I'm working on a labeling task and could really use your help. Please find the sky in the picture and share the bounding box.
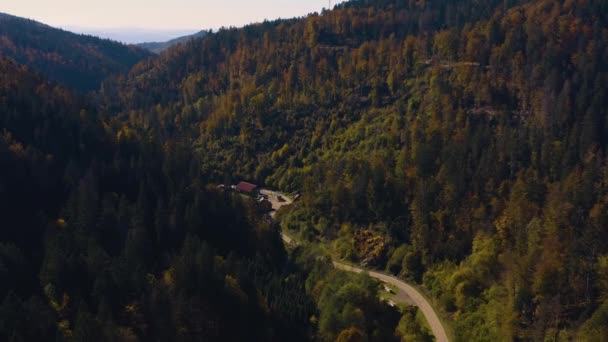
[1,0,347,43]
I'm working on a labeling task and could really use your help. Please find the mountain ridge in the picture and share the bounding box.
[0,12,152,91]
[137,30,210,54]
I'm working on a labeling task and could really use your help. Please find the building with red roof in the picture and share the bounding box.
[235,181,258,195]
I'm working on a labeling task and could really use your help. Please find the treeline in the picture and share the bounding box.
[104,0,608,339]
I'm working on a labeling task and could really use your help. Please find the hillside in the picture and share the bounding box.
[0,57,317,341]
[137,30,210,54]
[0,13,151,91]
[107,0,608,339]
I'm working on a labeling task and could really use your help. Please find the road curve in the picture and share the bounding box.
[332,261,449,342]
[280,233,448,342]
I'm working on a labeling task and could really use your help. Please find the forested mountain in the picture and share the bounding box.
[0,57,319,341]
[137,30,210,54]
[0,13,151,91]
[3,0,608,340]
[101,0,608,339]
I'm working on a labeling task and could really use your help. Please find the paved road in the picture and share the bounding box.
[332,261,449,342]
[281,233,449,342]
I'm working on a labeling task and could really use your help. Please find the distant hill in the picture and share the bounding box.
[137,30,209,54]
[66,27,202,44]
[0,12,152,91]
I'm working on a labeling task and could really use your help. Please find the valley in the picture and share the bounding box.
[1,0,608,341]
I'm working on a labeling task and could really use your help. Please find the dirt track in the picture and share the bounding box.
[259,189,293,217]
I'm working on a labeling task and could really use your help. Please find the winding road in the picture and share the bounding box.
[331,261,449,342]
[271,190,449,341]
[284,233,448,341]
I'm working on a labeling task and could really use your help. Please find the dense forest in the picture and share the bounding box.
[2,0,608,340]
[106,0,608,339]
[0,57,317,341]
[0,45,407,342]
[0,13,151,91]
[0,5,426,339]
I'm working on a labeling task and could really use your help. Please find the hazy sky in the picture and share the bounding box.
[2,0,347,31]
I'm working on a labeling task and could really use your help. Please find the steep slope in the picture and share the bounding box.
[109,0,608,339]
[137,30,210,54]
[0,13,151,91]
[0,57,104,252]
